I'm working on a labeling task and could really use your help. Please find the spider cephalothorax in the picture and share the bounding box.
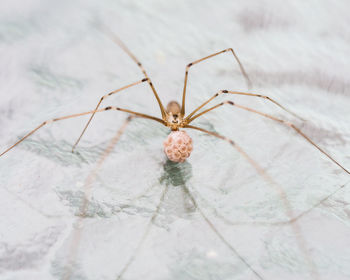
[165,101,185,131]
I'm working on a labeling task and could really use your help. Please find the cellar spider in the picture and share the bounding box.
[0,25,348,174]
[1,25,349,280]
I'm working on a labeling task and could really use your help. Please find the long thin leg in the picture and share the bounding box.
[63,116,134,280]
[116,184,169,280]
[100,24,166,118]
[183,185,264,280]
[185,124,320,280]
[187,101,349,174]
[72,78,148,152]
[181,48,252,116]
[185,89,303,121]
[0,106,165,158]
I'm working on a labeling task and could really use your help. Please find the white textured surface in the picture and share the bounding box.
[0,1,350,280]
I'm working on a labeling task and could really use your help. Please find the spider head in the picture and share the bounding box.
[166,101,184,130]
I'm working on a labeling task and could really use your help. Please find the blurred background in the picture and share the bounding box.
[0,1,349,279]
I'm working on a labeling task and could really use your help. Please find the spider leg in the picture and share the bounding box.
[183,185,265,280]
[0,107,165,158]
[72,78,149,152]
[62,116,134,280]
[188,101,349,174]
[185,89,303,121]
[116,184,170,280]
[100,24,167,118]
[181,48,252,116]
[185,124,320,279]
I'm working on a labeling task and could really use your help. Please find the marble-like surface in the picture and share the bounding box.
[0,1,349,279]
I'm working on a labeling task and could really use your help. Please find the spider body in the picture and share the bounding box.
[160,101,192,162]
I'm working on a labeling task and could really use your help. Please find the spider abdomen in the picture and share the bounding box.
[163,131,193,162]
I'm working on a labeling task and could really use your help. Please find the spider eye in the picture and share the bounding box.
[173,114,178,118]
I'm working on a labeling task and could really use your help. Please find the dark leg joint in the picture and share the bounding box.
[187,63,193,67]
[141,78,148,82]
[105,106,112,110]
[222,90,228,93]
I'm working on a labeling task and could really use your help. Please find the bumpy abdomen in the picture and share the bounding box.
[163,131,193,162]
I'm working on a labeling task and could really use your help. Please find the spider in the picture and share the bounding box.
[1,26,349,280]
[0,25,348,175]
